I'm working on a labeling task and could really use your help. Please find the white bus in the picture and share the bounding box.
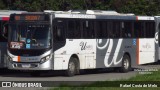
[0,10,26,68]
[7,10,160,76]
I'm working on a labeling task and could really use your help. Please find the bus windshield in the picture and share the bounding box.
[9,23,51,49]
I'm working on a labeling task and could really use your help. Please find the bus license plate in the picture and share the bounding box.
[22,64,31,68]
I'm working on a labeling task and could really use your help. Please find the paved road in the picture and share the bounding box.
[0,69,137,81]
[0,65,160,81]
[0,64,159,90]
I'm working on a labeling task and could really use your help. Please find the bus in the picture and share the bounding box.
[7,10,159,76]
[0,10,26,68]
[155,16,160,60]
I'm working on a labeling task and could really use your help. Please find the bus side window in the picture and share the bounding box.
[134,22,145,38]
[145,22,155,38]
[2,23,8,38]
[123,22,132,38]
[54,26,65,42]
[0,21,7,42]
[82,20,95,39]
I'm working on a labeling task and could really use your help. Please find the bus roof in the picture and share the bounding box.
[0,10,27,21]
[155,16,160,18]
[0,10,27,15]
[49,10,154,21]
[51,11,154,20]
[8,10,155,21]
[45,10,135,15]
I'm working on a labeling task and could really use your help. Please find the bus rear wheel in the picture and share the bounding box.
[119,54,131,73]
[65,57,77,77]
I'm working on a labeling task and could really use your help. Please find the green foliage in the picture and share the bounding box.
[0,0,7,9]
[0,0,160,15]
[49,70,160,90]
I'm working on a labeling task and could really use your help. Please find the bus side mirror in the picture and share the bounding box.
[2,24,8,39]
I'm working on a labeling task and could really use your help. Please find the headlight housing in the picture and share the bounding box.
[40,54,51,64]
[8,55,13,61]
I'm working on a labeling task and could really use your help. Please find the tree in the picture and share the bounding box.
[0,0,160,15]
[0,0,7,9]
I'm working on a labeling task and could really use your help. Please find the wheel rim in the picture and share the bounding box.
[124,59,129,69]
[69,62,75,74]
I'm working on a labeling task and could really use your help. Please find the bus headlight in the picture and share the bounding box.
[8,55,13,61]
[40,55,51,63]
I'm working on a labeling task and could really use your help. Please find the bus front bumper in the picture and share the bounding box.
[7,59,53,70]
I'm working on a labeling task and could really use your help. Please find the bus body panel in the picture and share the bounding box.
[54,39,96,70]
[0,17,8,68]
[153,17,159,63]
[138,39,156,64]
[54,39,138,69]
[156,17,160,60]
[0,42,7,68]
[96,39,123,68]
[96,39,137,68]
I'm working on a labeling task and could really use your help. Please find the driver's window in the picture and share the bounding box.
[2,22,8,39]
[54,26,65,42]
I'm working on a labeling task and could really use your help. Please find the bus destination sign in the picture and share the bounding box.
[12,15,49,21]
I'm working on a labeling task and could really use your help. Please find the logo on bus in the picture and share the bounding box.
[97,39,123,67]
[79,42,93,51]
[142,43,151,49]
[155,32,158,44]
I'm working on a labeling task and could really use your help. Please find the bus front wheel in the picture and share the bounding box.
[65,57,77,77]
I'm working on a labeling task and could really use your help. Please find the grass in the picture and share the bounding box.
[127,71,160,81]
[49,70,160,90]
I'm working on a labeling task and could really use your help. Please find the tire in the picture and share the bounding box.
[119,54,131,73]
[65,57,78,77]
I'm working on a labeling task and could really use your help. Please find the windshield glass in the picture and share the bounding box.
[9,23,51,49]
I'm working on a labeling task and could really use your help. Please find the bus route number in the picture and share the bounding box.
[25,16,40,21]
[10,42,23,49]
